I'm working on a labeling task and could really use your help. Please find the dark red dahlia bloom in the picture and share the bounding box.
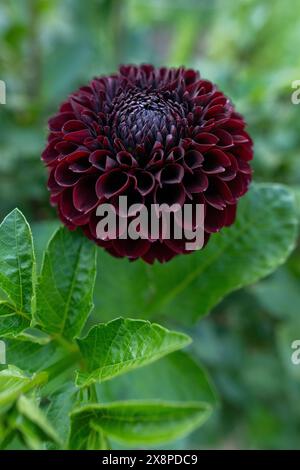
[42,64,253,264]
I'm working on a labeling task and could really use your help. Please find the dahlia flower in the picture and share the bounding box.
[42,64,253,263]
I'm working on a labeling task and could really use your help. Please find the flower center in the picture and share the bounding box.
[110,88,185,146]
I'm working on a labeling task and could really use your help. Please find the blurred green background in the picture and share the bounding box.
[1,0,300,450]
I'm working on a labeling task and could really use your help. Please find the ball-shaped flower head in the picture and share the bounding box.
[42,65,253,264]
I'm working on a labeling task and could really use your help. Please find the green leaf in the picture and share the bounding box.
[76,318,191,387]
[69,401,212,449]
[0,209,35,333]
[99,351,217,450]
[0,418,15,449]
[35,227,97,339]
[94,183,298,323]
[0,301,28,338]
[15,395,61,448]
[45,383,78,445]
[0,366,47,413]
[5,339,63,375]
[292,186,300,221]
[251,268,300,319]
[100,351,217,406]
[15,328,52,345]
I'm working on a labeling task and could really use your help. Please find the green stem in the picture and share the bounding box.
[44,352,80,382]
[98,429,110,450]
[53,334,80,354]
[88,425,110,450]
[88,383,98,403]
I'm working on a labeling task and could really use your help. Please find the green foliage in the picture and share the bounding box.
[0,366,47,414]
[100,351,217,405]
[94,183,298,323]
[0,190,297,449]
[76,318,191,387]
[69,401,212,449]
[0,302,28,338]
[1,0,300,450]
[0,211,214,449]
[0,209,35,335]
[14,395,61,449]
[35,227,97,339]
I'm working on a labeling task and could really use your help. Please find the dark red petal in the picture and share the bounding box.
[146,148,164,169]
[112,239,151,259]
[48,113,75,131]
[59,189,90,225]
[158,163,184,185]
[223,117,245,131]
[116,151,137,167]
[135,170,155,196]
[183,170,209,194]
[232,132,251,144]
[204,192,226,210]
[62,149,90,163]
[64,129,91,143]
[113,186,145,217]
[184,150,204,170]
[213,129,234,148]
[232,145,253,162]
[167,146,184,161]
[184,69,200,86]
[54,162,80,187]
[57,206,77,230]
[59,101,73,113]
[209,95,228,107]
[47,169,63,195]
[142,241,176,264]
[42,139,60,164]
[227,173,248,198]
[202,149,231,174]
[87,210,99,239]
[193,132,219,152]
[89,150,115,171]
[103,244,124,259]
[96,170,130,199]
[164,238,192,255]
[237,159,252,174]
[73,175,99,212]
[211,177,235,204]
[155,183,185,207]
[217,151,238,181]
[50,193,60,206]
[62,120,87,133]
[224,204,237,226]
[55,141,78,155]
[69,157,92,173]
[204,104,225,119]
[205,206,226,233]
[175,192,205,230]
